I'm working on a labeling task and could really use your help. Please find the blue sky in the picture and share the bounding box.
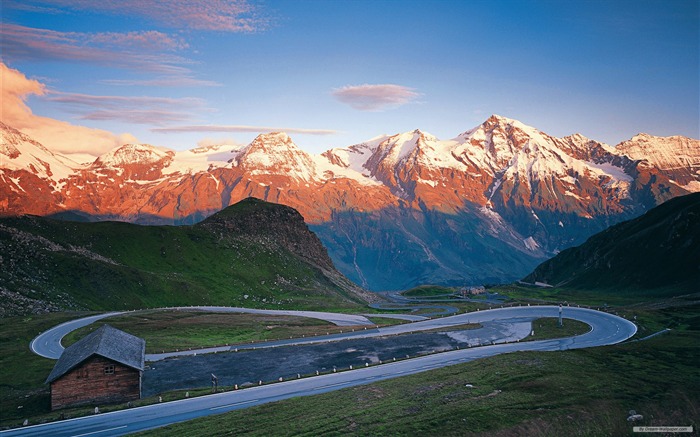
[1,0,698,156]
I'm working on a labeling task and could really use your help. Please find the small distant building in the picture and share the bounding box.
[461,286,486,296]
[46,324,145,410]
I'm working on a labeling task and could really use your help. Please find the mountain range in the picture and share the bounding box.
[1,115,698,290]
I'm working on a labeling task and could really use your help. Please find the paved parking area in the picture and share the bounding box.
[143,330,467,396]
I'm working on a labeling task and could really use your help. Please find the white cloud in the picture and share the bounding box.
[332,84,420,111]
[1,62,137,157]
[46,92,207,125]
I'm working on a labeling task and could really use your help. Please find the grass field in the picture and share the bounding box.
[401,286,457,298]
[527,317,590,341]
[364,316,406,326]
[62,310,392,353]
[138,303,699,436]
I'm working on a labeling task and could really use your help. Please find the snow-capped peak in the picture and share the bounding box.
[481,114,543,136]
[455,114,546,146]
[616,133,700,191]
[558,133,616,158]
[232,132,318,181]
[92,143,174,169]
[486,113,521,125]
[1,121,51,159]
[0,121,78,185]
[566,133,591,143]
[369,129,441,165]
[616,133,700,166]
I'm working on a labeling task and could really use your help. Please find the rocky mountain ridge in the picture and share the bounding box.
[1,116,698,290]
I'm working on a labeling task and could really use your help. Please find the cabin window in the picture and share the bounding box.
[104,365,115,375]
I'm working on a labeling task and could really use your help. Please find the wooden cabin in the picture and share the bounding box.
[45,324,145,410]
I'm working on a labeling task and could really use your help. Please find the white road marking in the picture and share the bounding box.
[210,399,260,410]
[312,381,355,391]
[71,425,127,437]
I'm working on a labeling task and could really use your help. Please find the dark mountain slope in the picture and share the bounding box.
[0,198,375,317]
[523,193,700,297]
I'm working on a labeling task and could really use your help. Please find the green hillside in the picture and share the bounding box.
[523,192,700,297]
[0,198,373,316]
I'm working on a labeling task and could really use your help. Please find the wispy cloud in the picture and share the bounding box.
[47,92,208,126]
[48,93,206,107]
[5,0,271,33]
[81,110,193,125]
[88,30,188,51]
[0,23,195,76]
[332,84,420,111]
[101,77,222,87]
[152,125,338,136]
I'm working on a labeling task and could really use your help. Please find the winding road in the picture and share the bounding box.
[6,305,636,437]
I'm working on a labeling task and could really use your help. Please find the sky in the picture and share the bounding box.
[1,0,698,159]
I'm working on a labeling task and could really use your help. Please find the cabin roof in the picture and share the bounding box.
[46,324,145,384]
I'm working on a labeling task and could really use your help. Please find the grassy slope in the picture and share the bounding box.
[138,303,700,436]
[0,199,368,314]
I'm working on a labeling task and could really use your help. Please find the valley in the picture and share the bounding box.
[1,132,698,436]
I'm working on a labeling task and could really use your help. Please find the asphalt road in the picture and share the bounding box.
[30,312,127,359]
[8,306,636,437]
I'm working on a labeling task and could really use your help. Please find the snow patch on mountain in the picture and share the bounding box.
[312,156,382,186]
[523,236,540,251]
[320,136,391,185]
[165,144,244,175]
[584,161,632,182]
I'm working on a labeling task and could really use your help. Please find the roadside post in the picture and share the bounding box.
[558,304,563,327]
[211,373,218,393]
